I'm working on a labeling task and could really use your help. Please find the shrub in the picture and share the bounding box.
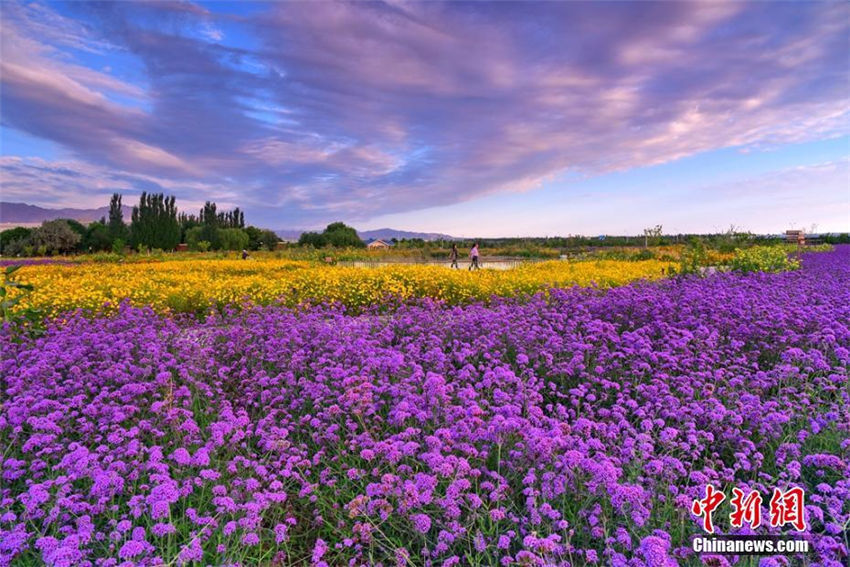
[677,238,708,275]
[29,220,81,255]
[90,252,123,263]
[633,248,655,261]
[217,228,250,251]
[730,245,799,273]
[0,226,33,255]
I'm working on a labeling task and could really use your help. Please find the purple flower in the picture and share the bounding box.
[410,513,431,534]
[2,245,848,566]
[118,540,148,559]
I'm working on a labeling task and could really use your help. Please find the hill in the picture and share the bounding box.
[0,202,133,225]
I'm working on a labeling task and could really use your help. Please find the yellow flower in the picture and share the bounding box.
[12,256,673,317]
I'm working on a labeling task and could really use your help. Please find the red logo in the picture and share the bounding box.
[692,485,726,533]
[692,485,807,533]
[769,487,807,532]
[730,488,763,529]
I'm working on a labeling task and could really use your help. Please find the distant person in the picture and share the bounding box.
[449,243,459,269]
[241,249,249,260]
[468,242,480,271]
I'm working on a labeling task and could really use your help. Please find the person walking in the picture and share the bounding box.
[449,243,459,269]
[468,242,480,271]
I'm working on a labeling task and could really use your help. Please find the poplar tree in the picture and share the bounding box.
[129,192,181,250]
[107,193,127,241]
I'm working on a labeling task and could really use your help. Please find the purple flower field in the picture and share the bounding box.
[2,248,848,567]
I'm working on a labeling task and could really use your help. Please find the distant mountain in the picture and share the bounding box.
[276,227,458,242]
[358,228,458,241]
[274,229,306,241]
[0,202,133,225]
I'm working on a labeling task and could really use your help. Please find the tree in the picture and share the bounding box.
[298,231,327,247]
[218,228,250,251]
[29,220,81,255]
[84,221,112,252]
[245,226,280,250]
[643,224,663,248]
[185,226,205,251]
[217,207,245,229]
[323,222,364,248]
[0,227,33,255]
[56,218,87,251]
[258,229,279,250]
[298,222,364,248]
[298,232,327,247]
[198,201,221,250]
[108,193,128,241]
[130,192,181,250]
[179,212,199,243]
[190,202,248,249]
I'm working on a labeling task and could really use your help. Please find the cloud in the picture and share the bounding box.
[0,156,236,212]
[0,0,847,227]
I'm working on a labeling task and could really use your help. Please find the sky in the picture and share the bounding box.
[0,0,848,236]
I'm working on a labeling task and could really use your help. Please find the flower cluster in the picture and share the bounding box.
[1,247,847,566]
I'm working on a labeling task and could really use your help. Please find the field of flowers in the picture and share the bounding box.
[1,246,847,566]
[8,257,672,317]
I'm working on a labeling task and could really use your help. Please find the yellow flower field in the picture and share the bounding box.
[11,257,674,316]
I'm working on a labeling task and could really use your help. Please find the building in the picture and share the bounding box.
[365,238,393,250]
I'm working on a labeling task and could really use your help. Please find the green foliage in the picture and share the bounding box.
[245,226,280,250]
[108,193,128,241]
[54,218,87,252]
[634,248,655,261]
[129,192,181,251]
[218,207,244,229]
[822,233,850,244]
[677,237,708,275]
[715,225,755,253]
[730,245,799,273]
[0,226,33,255]
[83,221,112,252]
[642,224,663,247]
[90,252,123,263]
[298,231,328,247]
[197,241,211,253]
[111,238,126,255]
[198,201,222,249]
[185,226,202,250]
[1,265,34,323]
[29,220,82,255]
[299,222,364,248]
[217,228,250,251]
[805,243,833,253]
[324,222,364,248]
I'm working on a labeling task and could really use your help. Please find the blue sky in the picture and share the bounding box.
[1,0,848,235]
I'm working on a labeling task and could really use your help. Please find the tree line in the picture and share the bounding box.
[0,193,280,256]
